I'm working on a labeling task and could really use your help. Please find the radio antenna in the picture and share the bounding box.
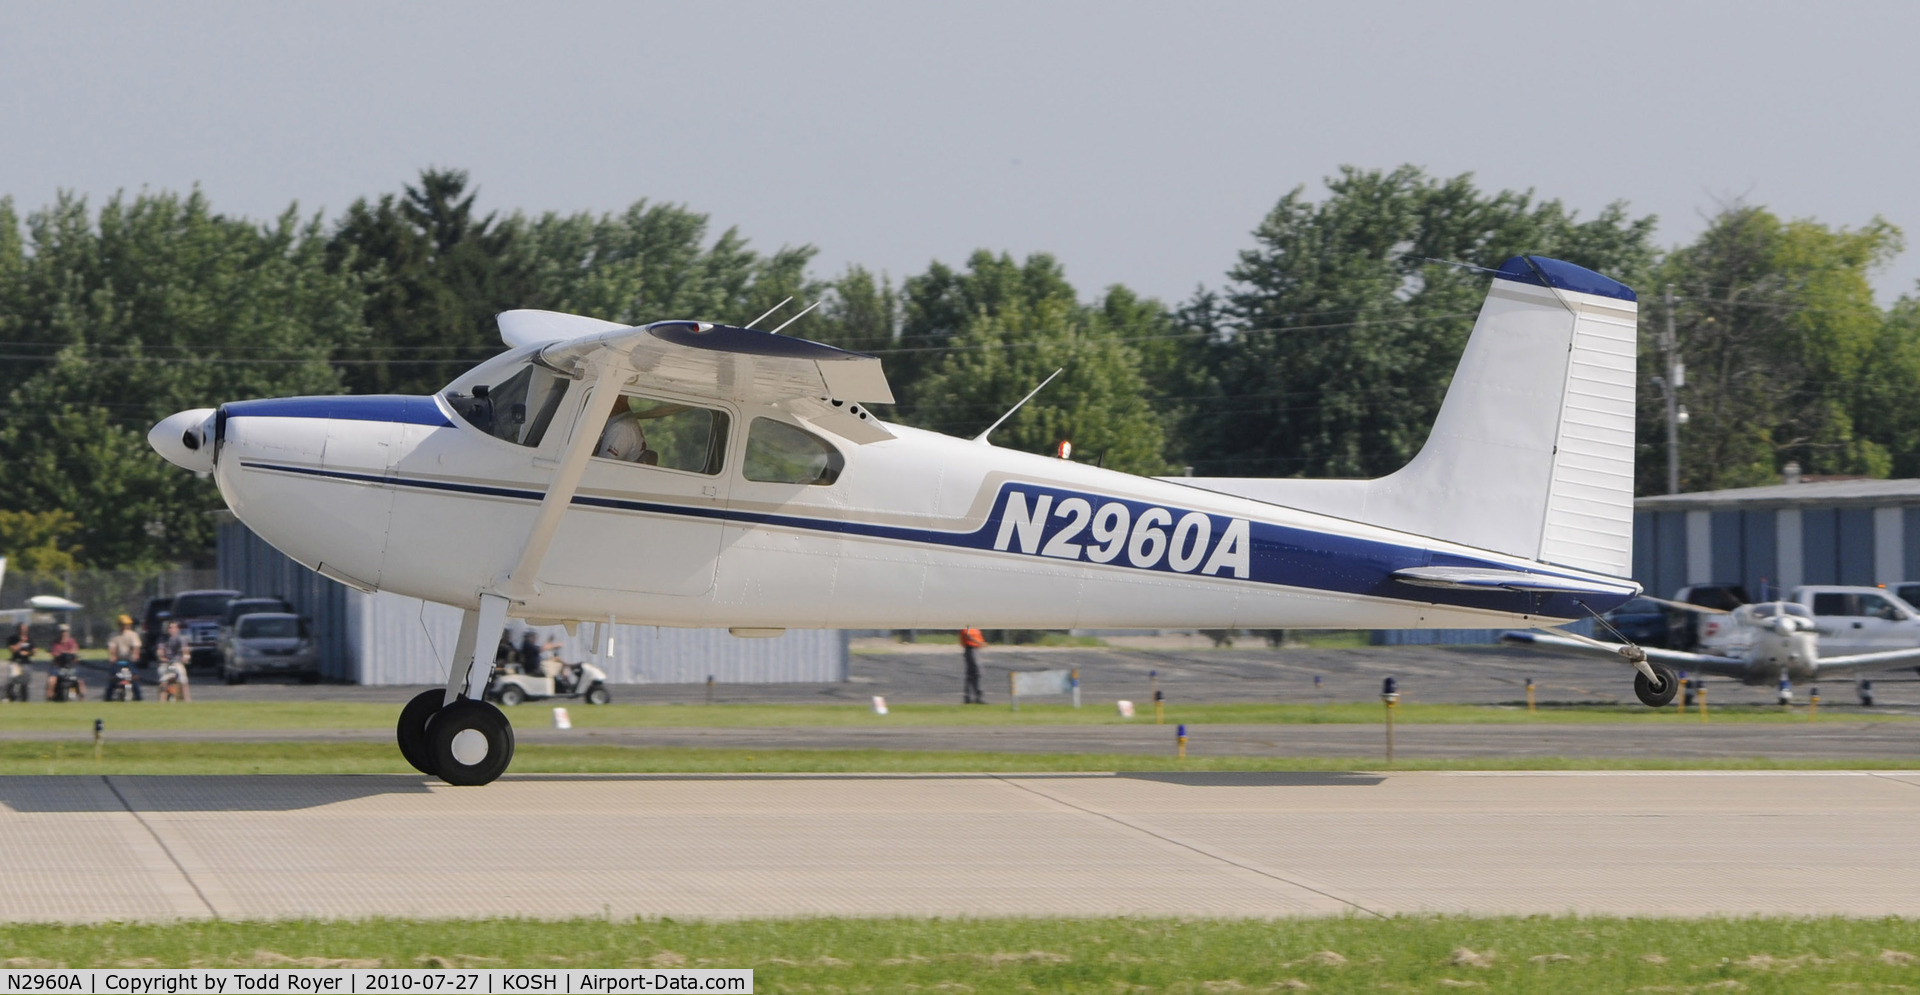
[973,368,1063,445]
[767,300,821,335]
[744,296,793,330]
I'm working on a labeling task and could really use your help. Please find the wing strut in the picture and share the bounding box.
[442,358,629,704]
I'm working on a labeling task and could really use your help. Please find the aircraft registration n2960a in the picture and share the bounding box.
[151,255,1649,784]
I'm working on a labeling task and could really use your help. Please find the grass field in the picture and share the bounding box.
[3,915,1919,991]
[0,699,1899,733]
[2,739,1914,775]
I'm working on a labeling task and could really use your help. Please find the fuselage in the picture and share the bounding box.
[196,345,1636,631]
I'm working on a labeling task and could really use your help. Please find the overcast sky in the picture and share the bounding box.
[5,1,1918,308]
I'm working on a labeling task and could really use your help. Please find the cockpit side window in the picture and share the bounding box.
[446,364,571,448]
[743,418,843,486]
[592,393,730,475]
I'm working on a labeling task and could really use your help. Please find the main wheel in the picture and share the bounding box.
[396,688,447,776]
[1634,662,1679,708]
[585,684,610,705]
[497,684,526,707]
[427,699,514,786]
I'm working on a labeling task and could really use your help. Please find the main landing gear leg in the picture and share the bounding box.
[395,596,517,785]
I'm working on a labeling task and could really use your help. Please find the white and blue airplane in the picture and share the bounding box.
[150,255,1656,784]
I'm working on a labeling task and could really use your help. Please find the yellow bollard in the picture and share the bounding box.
[1176,723,1187,759]
[1697,682,1708,722]
[1810,688,1819,722]
[1154,689,1164,725]
[1526,679,1536,714]
[1676,678,1686,715]
[93,719,103,763]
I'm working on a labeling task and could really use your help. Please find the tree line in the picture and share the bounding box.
[0,166,1913,570]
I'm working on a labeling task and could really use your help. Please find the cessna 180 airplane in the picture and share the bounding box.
[150,255,1651,784]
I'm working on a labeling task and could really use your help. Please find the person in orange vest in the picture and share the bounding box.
[959,627,986,704]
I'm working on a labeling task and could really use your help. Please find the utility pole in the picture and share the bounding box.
[1658,284,1687,495]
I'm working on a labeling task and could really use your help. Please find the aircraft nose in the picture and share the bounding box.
[149,408,219,473]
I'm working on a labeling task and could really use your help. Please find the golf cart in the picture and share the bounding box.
[487,658,611,707]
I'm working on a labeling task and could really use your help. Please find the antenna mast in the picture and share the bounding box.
[973,369,1063,445]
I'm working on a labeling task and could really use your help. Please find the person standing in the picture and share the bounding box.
[959,628,986,704]
[3,624,29,702]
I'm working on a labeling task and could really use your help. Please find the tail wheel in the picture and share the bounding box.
[396,688,447,776]
[1634,662,1679,708]
[427,699,515,786]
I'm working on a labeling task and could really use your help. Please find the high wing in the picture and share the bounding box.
[1808,646,1920,678]
[1501,631,1753,679]
[498,310,896,444]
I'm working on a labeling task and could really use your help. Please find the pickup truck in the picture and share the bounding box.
[1701,585,1920,657]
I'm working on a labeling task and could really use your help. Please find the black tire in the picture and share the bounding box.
[497,684,526,707]
[1634,662,1679,708]
[426,699,514,786]
[585,684,610,705]
[396,688,447,776]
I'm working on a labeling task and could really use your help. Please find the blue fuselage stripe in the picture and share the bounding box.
[236,459,1631,619]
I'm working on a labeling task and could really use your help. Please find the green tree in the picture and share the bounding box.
[0,509,82,573]
[1199,165,1658,478]
[328,169,531,395]
[904,252,1167,473]
[1649,206,1906,490]
[0,190,363,566]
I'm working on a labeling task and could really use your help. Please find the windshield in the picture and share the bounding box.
[445,361,572,447]
[238,617,304,639]
[171,593,236,618]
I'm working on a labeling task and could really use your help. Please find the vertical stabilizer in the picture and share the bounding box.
[1175,257,1639,577]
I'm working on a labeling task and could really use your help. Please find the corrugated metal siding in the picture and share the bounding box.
[1653,511,1687,599]
[1373,618,1595,646]
[216,520,352,680]
[219,521,847,686]
[1710,511,1742,585]
[1740,510,1777,599]
[1838,508,1876,585]
[1799,510,1834,584]
[1905,508,1920,582]
[347,591,847,685]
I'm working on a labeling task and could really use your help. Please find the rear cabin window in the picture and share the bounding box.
[592,394,730,475]
[1810,592,1905,618]
[446,364,571,448]
[238,617,307,639]
[743,418,843,486]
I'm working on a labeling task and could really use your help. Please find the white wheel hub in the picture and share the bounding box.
[450,728,490,766]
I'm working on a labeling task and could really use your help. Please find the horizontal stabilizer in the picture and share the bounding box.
[1393,566,1637,598]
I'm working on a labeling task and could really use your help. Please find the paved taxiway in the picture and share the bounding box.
[5,770,1919,921]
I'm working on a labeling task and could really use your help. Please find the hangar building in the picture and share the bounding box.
[1633,477,1920,601]
[216,519,848,685]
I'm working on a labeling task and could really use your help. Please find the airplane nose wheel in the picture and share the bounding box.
[1633,661,1680,708]
[426,699,516,786]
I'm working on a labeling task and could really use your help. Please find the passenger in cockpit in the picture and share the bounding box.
[596,410,657,464]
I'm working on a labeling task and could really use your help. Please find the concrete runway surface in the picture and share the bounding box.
[5,770,1920,921]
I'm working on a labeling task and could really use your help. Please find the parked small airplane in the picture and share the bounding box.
[150,255,1647,783]
[1506,595,1920,702]
[0,557,84,627]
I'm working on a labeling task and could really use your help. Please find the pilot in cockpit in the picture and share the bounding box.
[596,408,657,464]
